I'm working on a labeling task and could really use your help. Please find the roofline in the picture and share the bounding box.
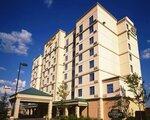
[75,2,117,24]
[32,54,42,62]
[117,16,134,26]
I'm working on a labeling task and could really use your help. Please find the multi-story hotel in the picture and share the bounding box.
[31,3,141,120]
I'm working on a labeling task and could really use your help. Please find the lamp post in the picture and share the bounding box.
[15,62,28,94]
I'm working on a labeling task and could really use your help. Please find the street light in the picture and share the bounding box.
[15,62,28,94]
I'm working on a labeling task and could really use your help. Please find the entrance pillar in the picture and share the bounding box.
[75,106,80,118]
[13,98,20,119]
[47,100,52,120]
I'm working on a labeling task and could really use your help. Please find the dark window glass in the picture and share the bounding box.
[90,48,94,56]
[79,44,83,51]
[90,72,94,81]
[79,54,82,61]
[79,76,82,84]
[78,89,82,97]
[130,65,133,73]
[79,24,83,33]
[107,84,113,93]
[89,25,94,33]
[89,60,94,68]
[89,16,94,25]
[89,37,94,44]
[90,86,95,95]
[79,33,83,40]
[79,65,82,72]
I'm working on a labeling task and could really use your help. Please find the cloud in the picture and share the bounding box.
[142,48,150,59]
[44,0,53,7]
[0,67,6,71]
[0,79,26,95]
[0,29,32,55]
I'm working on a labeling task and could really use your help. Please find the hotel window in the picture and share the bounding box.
[52,84,54,90]
[78,89,82,97]
[65,55,68,61]
[79,33,83,40]
[79,65,82,72]
[47,78,49,83]
[89,37,94,44]
[46,86,48,92]
[79,54,82,61]
[52,75,55,81]
[66,47,68,52]
[55,42,57,47]
[128,43,131,50]
[66,39,69,46]
[78,76,82,84]
[79,44,83,51]
[65,64,68,70]
[89,48,94,56]
[89,15,94,25]
[89,25,94,33]
[89,60,94,68]
[130,65,133,73]
[53,66,55,71]
[129,54,132,61]
[127,33,130,39]
[64,73,67,80]
[90,86,95,95]
[54,58,56,63]
[79,24,83,33]
[90,72,94,81]
[107,84,113,93]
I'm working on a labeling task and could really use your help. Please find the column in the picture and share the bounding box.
[64,107,68,116]
[75,106,80,118]
[13,98,20,119]
[47,101,52,120]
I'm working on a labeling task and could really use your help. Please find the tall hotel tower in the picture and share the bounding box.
[31,3,141,120]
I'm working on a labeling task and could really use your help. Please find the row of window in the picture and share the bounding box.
[78,86,95,97]
[78,60,94,72]
[78,72,94,84]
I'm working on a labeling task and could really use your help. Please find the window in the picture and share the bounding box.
[78,89,82,97]
[89,48,94,56]
[89,60,94,68]
[52,84,54,90]
[47,78,49,83]
[53,66,55,71]
[79,65,82,72]
[79,33,83,40]
[78,76,82,84]
[79,44,83,51]
[127,33,130,39]
[130,65,133,73]
[65,64,68,70]
[52,75,55,81]
[128,43,131,50]
[66,47,68,52]
[54,58,56,63]
[89,25,94,33]
[89,37,94,44]
[46,86,48,92]
[89,16,94,25]
[65,55,68,61]
[129,54,132,61]
[90,86,95,95]
[126,24,129,29]
[64,73,67,79]
[107,84,113,93]
[66,39,69,46]
[79,24,83,33]
[90,72,94,81]
[79,54,82,61]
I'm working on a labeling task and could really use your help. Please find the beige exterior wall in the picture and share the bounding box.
[30,55,43,89]
[31,3,142,120]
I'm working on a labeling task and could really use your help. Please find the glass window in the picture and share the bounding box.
[79,33,83,40]
[79,54,82,61]
[107,84,113,93]
[89,25,94,33]
[89,16,94,25]
[130,65,133,73]
[66,39,69,46]
[79,76,82,84]
[89,48,94,56]
[128,43,131,50]
[79,44,83,51]
[78,89,82,97]
[129,54,132,61]
[52,75,55,81]
[89,37,94,44]
[65,55,68,61]
[47,78,49,83]
[90,86,95,95]
[66,47,68,52]
[79,24,83,33]
[89,60,94,68]
[65,64,68,70]
[79,65,82,72]
[90,72,94,81]
[64,74,67,79]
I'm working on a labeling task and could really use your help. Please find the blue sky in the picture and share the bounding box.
[0,0,150,95]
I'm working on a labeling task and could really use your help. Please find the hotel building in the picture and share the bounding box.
[31,3,141,120]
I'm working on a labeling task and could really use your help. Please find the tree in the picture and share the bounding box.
[57,82,69,116]
[0,92,9,120]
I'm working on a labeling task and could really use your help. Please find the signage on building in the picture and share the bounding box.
[108,109,125,119]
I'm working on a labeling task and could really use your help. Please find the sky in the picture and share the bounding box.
[0,0,150,96]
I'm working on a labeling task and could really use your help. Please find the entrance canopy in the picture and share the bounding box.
[9,87,52,119]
